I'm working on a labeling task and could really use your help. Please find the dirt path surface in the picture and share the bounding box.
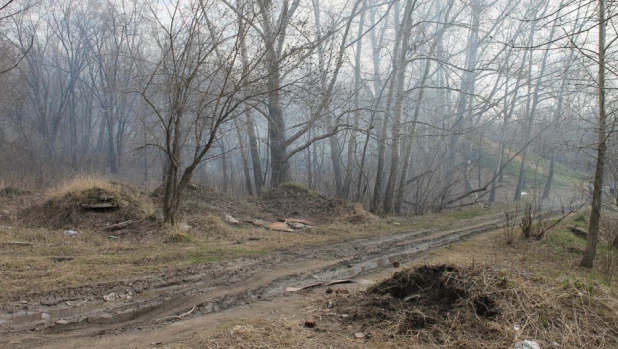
[0,214,506,348]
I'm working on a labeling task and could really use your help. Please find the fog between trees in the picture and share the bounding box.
[0,0,615,223]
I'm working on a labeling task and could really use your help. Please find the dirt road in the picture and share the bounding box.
[0,213,506,348]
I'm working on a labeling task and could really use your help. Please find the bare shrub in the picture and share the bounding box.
[503,206,519,245]
[519,202,533,239]
[600,217,618,284]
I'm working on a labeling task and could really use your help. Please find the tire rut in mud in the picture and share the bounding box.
[0,216,504,338]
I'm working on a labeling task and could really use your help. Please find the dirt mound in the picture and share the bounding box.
[261,183,364,223]
[19,181,154,231]
[337,264,618,348]
[152,183,265,222]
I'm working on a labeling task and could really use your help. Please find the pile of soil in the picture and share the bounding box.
[19,183,153,231]
[152,182,373,225]
[152,184,265,222]
[336,264,618,348]
[261,183,366,223]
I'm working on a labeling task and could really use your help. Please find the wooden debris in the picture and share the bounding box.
[285,282,323,292]
[247,219,269,227]
[279,218,315,225]
[266,222,294,232]
[81,202,117,210]
[325,279,354,286]
[0,241,34,247]
[104,220,135,232]
[157,305,196,322]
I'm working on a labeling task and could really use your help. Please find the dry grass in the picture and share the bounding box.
[47,174,154,215]
[173,214,618,349]
[340,264,618,348]
[179,318,431,349]
[189,215,235,240]
[17,174,154,230]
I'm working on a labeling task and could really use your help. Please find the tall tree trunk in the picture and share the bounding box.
[581,0,606,268]
[105,109,118,174]
[343,0,366,200]
[238,7,263,195]
[440,0,479,209]
[328,122,344,196]
[383,0,416,214]
[372,1,401,213]
[235,118,254,196]
[220,141,229,193]
[357,1,387,201]
[542,155,555,200]
[515,1,554,200]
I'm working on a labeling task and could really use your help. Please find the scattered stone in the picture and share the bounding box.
[225,214,239,224]
[103,292,119,302]
[55,319,69,325]
[515,340,540,349]
[288,222,307,229]
[304,319,316,328]
[335,289,349,295]
[354,332,365,338]
[327,301,334,309]
[41,313,51,321]
[393,261,400,268]
[325,288,333,294]
[64,230,78,236]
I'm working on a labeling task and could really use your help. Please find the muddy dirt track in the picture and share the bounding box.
[0,213,508,348]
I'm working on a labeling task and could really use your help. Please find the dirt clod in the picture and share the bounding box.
[304,319,316,328]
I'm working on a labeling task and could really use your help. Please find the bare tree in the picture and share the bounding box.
[138,0,269,224]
